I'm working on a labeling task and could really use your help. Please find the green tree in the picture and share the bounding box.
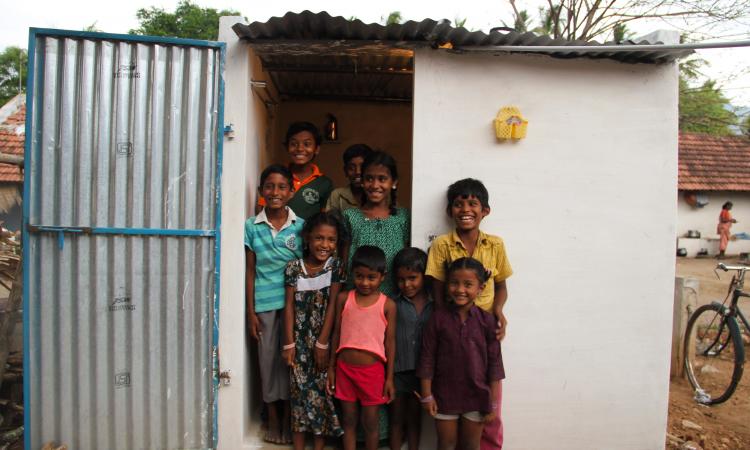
[612,23,634,42]
[382,11,403,25]
[129,0,241,40]
[679,59,738,135]
[501,8,531,32]
[83,22,101,32]
[742,114,750,137]
[453,17,468,28]
[0,47,27,106]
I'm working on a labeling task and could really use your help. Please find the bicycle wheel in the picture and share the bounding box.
[683,303,745,405]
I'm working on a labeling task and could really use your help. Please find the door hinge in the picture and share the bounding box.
[219,369,232,386]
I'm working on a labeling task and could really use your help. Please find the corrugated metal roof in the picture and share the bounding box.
[233,10,692,64]
[254,47,414,102]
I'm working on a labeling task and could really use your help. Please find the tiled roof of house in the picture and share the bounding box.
[0,103,24,183]
[679,132,750,192]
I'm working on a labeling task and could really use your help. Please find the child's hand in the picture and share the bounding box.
[415,391,437,415]
[282,347,295,367]
[326,370,336,396]
[314,346,329,372]
[421,398,437,417]
[493,309,507,341]
[484,411,496,423]
[383,378,396,404]
[247,312,262,340]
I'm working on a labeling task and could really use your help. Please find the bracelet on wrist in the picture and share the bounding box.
[282,343,295,350]
[419,395,434,404]
[314,340,330,350]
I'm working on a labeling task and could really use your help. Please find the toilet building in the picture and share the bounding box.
[24,11,688,449]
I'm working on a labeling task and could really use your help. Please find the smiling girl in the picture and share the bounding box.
[342,150,410,298]
[417,257,503,450]
[283,212,348,449]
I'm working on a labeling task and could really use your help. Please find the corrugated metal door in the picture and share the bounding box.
[23,29,224,449]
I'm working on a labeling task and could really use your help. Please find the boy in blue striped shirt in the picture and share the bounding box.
[245,164,304,444]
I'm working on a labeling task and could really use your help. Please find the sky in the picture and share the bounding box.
[3,0,750,107]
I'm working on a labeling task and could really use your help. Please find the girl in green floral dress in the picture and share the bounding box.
[283,212,347,449]
[343,150,410,299]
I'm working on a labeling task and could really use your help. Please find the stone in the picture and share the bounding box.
[682,419,703,431]
[681,441,702,450]
[667,433,685,444]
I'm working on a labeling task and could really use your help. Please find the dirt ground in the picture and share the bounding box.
[668,256,750,450]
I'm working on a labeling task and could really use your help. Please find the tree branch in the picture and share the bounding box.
[508,0,522,26]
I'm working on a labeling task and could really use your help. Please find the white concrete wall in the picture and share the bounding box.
[677,191,750,256]
[217,17,261,450]
[413,49,679,449]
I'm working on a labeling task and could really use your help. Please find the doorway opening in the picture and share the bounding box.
[243,41,415,443]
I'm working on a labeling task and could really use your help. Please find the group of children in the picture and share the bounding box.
[245,122,513,450]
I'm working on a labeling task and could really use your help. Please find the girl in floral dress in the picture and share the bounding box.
[283,212,347,449]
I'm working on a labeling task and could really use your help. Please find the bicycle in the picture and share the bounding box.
[683,262,749,405]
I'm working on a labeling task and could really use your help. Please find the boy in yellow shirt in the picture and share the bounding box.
[425,177,512,450]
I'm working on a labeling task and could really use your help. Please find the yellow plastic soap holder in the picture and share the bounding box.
[494,106,528,140]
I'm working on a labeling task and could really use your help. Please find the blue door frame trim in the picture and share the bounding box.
[22,28,226,450]
[28,27,226,49]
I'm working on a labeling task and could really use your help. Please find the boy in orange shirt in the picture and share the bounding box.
[425,178,512,450]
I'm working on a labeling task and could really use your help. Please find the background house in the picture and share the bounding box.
[0,94,24,232]
[677,131,750,257]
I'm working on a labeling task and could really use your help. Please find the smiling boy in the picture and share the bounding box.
[326,144,373,212]
[425,178,512,450]
[246,164,305,444]
[257,122,333,219]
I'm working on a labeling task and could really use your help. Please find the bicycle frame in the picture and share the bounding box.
[730,289,750,333]
[720,262,750,331]
[705,287,750,356]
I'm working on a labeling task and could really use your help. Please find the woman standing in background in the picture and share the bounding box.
[717,201,737,259]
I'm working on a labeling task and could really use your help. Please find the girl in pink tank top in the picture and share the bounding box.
[327,246,397,450]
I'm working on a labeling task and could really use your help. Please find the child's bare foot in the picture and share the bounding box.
[281,429,293,445]
[281,399,292,444]
[265,401,283,444]
[263,428,284,445]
